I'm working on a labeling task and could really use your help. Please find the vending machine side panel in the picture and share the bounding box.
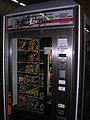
[75,6,84,120]
[3,16,9,120]
[0,15,4,120]
[82,12,90,120]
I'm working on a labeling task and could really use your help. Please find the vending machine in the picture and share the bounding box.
[3,0,90,120]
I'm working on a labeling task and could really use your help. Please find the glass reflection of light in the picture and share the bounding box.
[11,0,26,6]
[53,48,58,57]
[10,46,12,57]
[67,48,72,57]
[84,28,89,33]
[19,3,26,6]
[11,0,18,3]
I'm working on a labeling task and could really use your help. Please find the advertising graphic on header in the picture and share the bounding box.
[8,9,73,30]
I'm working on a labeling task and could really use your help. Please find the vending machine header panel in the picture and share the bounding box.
[6,0,78,17]
[8,9,73,30]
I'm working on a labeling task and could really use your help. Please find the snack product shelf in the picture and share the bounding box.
[18,82,39,87]
[17,38,44,112]
[17,62,39,64]
[17,71,39,75]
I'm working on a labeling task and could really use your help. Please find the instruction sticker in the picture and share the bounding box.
[58,38,68,50]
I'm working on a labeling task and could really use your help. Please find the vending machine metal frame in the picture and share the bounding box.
[3,0,90,120]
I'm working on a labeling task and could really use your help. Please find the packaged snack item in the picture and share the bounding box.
[39,100,44,112]
[40,74,44,86]
[25,64,35,73]
[34,100,39,109]
[18,40,26,50]
[23,76,27,83]
[26,87,38,96]
[34,65,38,73]
[26,97,34,108]
[27,77,34,84]
[25,65,30,72]
[26,97,38,109]
[18,85,27,94]
[28,54,34,62]
[34,41,39,50]
[18,94,27,106]
[39,92,44,99]
[30,64,35,73]
[34,77,39,85]
[28,39,34,51]
[49,50,52,62]
[34,52,39,62]
[40,103,44,112]
[19,76,23,83]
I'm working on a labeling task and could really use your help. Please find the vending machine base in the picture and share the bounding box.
[11,106,52,120]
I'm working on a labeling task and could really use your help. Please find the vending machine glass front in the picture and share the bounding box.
[10,36,52,115]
